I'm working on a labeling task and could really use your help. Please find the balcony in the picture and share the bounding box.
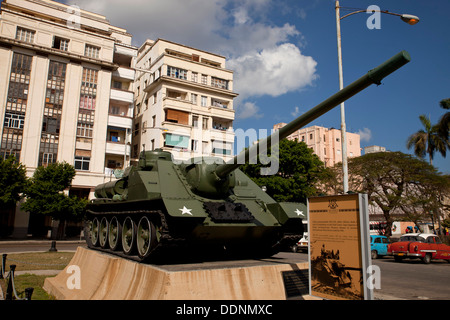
[108,114,132,129]
[110,88,134,103]
[113,67,135,81]
[106,141,130,156]
[114,44,138,57]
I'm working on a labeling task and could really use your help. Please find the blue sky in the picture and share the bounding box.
[61,0,449,173]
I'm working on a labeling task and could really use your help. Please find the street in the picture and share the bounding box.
[1,241,449,300]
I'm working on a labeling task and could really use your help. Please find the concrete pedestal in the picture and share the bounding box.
[44,247,312,300]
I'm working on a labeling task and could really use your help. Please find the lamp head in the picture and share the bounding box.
[401,14,420,25]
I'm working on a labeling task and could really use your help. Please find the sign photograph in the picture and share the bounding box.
[308,194,371,300]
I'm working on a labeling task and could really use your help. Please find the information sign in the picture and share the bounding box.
[308,194,372,300]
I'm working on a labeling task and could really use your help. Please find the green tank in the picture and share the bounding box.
[84,51,411,262]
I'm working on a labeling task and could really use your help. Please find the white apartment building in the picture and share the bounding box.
[0,0,137,236]
[273,123,361,167]
[133,39,237,163]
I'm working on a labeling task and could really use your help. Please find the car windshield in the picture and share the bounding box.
[399,235,425,242]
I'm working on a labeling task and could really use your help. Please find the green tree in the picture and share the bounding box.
[407,114,447,165]
[335,151,449,237]
[437,98,450,147]
[21,162,87,239]
[240,139,326,203]
[0,155,28,206]
[0,155,28,236]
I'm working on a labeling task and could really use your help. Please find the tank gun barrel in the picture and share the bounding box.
[215,50,411,179]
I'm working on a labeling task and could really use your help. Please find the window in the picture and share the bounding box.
[201,96,207,107]
[191,72,198,82]
[53,37,69,51]
[108,131,120,142]
[201,74,207,85]
[191,139,198,152]
[41,153,54,166]
[310,133,313,140]
[212,141,232,155]
[202,118,208,130]
[4,113,25,129]
[38,133,58,167]
[202,141,209,154]
[211,77,228,90]
[212,99,227,109]
[164,133,189,149]
[167,66,187,80]
[113,81,122,89]
[85,44,100,59]
[75,156,90,171]
[77,122,93,138]
[110,106,120,115]
[191,93,197,105]
[16,27,35,43]
[192,115,199,128]
[42,117,60,134]
[165,109,189,125]
[1,53,32,160]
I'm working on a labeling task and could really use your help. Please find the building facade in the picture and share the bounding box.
[364,145,386,154]
[133,39,237,163]
[273,123,361,167]
[0,0,238,238]
[0,0,137,237]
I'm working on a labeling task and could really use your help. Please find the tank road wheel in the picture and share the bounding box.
[108,216,122,251]
[99,217,109,249]
[122,216,136,255]
[90,218,100,247]
[136,216,158,260]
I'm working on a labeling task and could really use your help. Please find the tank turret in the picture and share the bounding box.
[84,51,410,262]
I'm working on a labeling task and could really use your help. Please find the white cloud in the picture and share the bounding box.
[66,0,319,120]
[227,43,317,99]
[291,106,301,117]
[237,102,263,119]
[357,128,372,142]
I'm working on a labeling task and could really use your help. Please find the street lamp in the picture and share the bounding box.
[335,1,419,194]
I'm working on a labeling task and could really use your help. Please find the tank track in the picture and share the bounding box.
[84,209,187,263]
[84,209,303,263]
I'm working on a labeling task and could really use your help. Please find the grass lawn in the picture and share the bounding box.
[1,251,75,300]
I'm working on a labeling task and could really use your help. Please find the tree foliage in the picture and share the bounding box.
[21,162,87,222]
[240,139,327,203]
[324,151,449,237]
[0,155,28,207]
[407,99,450,165]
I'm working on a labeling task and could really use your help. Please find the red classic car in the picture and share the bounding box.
[388,233,450,264]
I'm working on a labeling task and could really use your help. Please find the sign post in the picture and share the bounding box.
[308,193,372,300]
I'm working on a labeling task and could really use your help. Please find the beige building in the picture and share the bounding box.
[0,0,238,237]
[133,39,237,163]
[0,0,137,194]
[273,123,361,167]
[0,0,138,236]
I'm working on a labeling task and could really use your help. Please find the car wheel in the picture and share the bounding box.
[371,250,378,259]
[422,253,432,264]
[291,245,298,253]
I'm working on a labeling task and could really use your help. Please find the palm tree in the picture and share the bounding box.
[437,98,450,147]
[407,114,447,166]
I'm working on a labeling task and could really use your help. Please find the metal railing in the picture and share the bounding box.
[0,254,34,300]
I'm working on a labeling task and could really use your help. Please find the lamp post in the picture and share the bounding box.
[335,1,419,194]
